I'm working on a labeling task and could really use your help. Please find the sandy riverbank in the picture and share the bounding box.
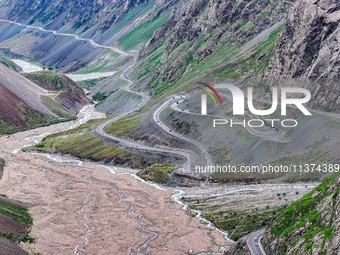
[0,106,230,254]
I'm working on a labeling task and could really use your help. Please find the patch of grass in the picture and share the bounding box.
[137,43,166,80]
[0,104,70,136]
[40,95,73,118]
[31,118,146,168]
[119,10,172,50]
[0,200,32,225]
[104,0,156,38]
[209,24,284,79]
[0,198,34,244]
[23,107,74,129]
[92,90,117,105]
[0,119,24,135]
[270,173,340,251]
[202,207,280,241]
[76,77,107,89]
[137,164,176,183]
[22,71,72,91]
[0,55,20,72]
[105,116,141,137]
[0,158,5,167]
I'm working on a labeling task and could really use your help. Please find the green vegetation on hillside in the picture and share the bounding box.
[137,164,176,183]
[134,0,287,99]
[105,0,156,37]
[31,118,147,168]
[119,10,172,50]
[70,50,121,74]
[0,119,25,135]
[0,56,20,72]
[22,70,87,120]
[0,105,69,136]
[40,95,74,119]
[0,158,5,174]
[105,116,141,137]
[92,90,117,105]
[0,199,34,244]
[24,107,64,128]
[0,201,32,225]
[201,206,282,241]
[0,158,5,168]
[137,24,283,97]
[209,24,284,80]
[22,71,73,91]
[76,77,107,89]
[270,173,340,253]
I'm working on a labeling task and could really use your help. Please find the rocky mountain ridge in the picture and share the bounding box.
[260,0,340,113]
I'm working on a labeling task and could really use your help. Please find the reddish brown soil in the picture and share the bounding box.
[0,213,28,235]
[0,237,28,255]
[0,83,29,128]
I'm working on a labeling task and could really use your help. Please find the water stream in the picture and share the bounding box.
[1,18,233,254]
[7,105,233,254]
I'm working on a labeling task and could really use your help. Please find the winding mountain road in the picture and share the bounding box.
[247,229,265,255]
[153,95,214,168]
[0,19,129,56]
[0,18,212,172]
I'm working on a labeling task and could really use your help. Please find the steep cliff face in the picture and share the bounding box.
[271,0,340,80]
[263,174,340,255]
[259,0,340,112]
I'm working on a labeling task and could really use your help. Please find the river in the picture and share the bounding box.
[0,105,231,255]
[11,59,116,81]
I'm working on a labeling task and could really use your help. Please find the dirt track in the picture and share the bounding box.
[0,106,230,255]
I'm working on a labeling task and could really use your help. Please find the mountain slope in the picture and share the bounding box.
[1,0,152,33]
[0,55,21,72]
[23,71,90,114]
[0,0,176,72]
[136,0,291,95]
[0,82,56,134]
[0,83,33,130]
[262,0,340,112]
[263,173,340,255]
[0,64,89,134]
[0,63,53,115]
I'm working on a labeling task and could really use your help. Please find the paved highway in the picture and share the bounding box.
[247,229,266,255]
[153,95,214,168]
[94,59,195,172]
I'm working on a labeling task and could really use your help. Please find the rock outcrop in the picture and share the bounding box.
[265,0,340,112]
[271,0,340,80]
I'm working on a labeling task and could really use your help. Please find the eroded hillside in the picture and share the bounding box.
[263,173,340,254]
